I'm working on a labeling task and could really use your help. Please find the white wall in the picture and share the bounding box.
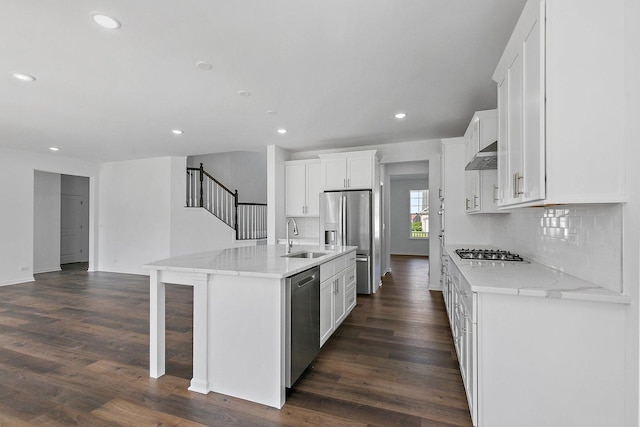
[98,156,254,275]
[33,171,61,273]
[189,150,267,203]
[0,147,98,286]
[267,145,290,245]
[623,0,640,424]
[389,178,429,256]
[98,157,173,275]
[61,174,90,263]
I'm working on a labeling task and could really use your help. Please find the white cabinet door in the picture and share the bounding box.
[494,0,545,207]
[347,155,373,190]
[496,77,511,207]
[521,13,545,203]
[285,163,306,216]
[323,158,347,190]
[285,160,321,216]
[320,151,377,191]
[305,161,321,216]
[465,171,480,213]
[333,274,346,327]
[507,51,525,203]
[320,277,334,346]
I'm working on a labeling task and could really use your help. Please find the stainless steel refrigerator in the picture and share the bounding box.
[319,190,373,294]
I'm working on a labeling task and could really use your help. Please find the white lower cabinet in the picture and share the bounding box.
[320,251,357,347]
[319,277,335,345]
[444,255,626,427]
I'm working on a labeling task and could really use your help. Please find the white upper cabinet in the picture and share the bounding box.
[319,151,378,191]
[464,110,500,214]
[493,0,626,207]
[285,160,321,217]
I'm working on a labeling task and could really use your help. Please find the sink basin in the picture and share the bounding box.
[282,251,329,259]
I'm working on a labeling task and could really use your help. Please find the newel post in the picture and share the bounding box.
[234,190,239,240]
[198,163,204,208]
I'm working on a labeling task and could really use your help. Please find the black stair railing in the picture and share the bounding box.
[186,163,267,240]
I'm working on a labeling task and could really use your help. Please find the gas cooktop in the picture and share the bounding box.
[455,248,524,262]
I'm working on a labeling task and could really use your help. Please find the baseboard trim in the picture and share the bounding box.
[33,267,62,274]
[0,276,35,287]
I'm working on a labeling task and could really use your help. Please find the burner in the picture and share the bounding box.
[455,248,524,262]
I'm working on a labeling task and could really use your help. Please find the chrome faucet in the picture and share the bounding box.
[286,218,299,254]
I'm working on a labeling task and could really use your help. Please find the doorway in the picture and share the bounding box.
[33,172,90,273]
[60,175,89,265]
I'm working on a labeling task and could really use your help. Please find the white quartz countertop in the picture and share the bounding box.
[144,244,357,279]
[445,245,630,304]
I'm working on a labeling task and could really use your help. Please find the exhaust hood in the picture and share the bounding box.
[465,141,498,171]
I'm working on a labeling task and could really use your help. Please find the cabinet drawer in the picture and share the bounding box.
[346,282,357,311]
[333,254,347,273]
[345,251,356,267]
[458,277,475,324]
[344,265,356,288]
[320,260,335,281]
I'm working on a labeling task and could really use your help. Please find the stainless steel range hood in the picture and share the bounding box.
[465,141,498,171]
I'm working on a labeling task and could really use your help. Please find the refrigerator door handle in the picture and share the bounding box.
[340,196,347,246]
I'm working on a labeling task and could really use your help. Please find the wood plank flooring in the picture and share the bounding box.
[0,257,471,426]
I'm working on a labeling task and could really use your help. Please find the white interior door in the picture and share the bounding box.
[60,194,84,264]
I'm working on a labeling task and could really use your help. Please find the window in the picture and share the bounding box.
[410,189,428,239]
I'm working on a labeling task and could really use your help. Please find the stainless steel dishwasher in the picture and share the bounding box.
[285,266,320,387]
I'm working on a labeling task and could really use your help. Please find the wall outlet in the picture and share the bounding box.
[20,266,29,272]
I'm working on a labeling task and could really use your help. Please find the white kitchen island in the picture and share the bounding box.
[144,244,356,409]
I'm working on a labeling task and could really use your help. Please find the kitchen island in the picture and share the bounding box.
[144,244,357,409]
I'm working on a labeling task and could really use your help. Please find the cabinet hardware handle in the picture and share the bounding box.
[473,195,479,209]
[465,198,470,210]
[514,172,524,197]
[493,185,499,202]
[343,178,346,188]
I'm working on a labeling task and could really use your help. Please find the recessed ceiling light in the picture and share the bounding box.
[11,72,36,82]
[277,129,287,134]
[266,110,278,116]
[395,112,407,119]
[49,147,60,152]
[91,13,121,30]
[196,61,212,70]
[171,129,184,135]
[237,90,251,97]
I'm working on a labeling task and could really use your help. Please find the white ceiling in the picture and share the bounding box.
[1,1,526,162]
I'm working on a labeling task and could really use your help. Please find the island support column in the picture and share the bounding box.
[188,273,209,393]
[149,270,165,378]
[149,269,210,395]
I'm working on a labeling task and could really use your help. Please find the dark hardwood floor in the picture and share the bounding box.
[0,256,471,426]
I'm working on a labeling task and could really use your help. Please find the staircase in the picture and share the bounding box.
[186,164,267,240]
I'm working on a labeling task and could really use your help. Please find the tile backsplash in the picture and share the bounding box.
[489,204,622,292]
[288,217,320,240]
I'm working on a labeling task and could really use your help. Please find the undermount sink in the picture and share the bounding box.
[282,251,329,259]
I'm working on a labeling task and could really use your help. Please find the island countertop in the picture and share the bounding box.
[144,244,357,279]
